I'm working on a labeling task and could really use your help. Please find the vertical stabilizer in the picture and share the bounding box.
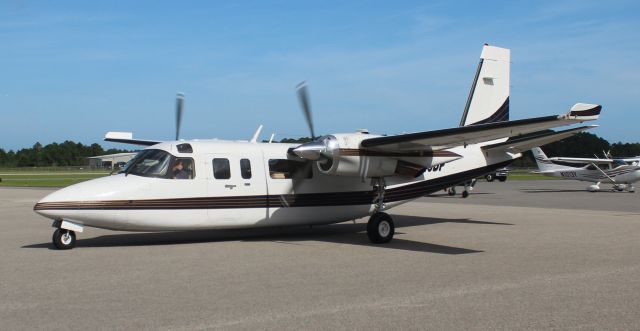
[531,147,562,172]
[460,45,510,126]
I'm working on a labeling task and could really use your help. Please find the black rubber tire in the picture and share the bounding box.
[447,188,456,196]
[485,174,494,182]
[367,212,395,244]
[498,177,507,182]
[52,229,76,250]
[462,190,469,198]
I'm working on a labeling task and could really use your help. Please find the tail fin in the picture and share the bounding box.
[531,147,561,172]
[459,44,510,127]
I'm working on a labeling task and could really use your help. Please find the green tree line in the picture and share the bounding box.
[1,133,638,168]
[0,141,131,167]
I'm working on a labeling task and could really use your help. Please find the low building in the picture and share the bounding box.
[86,152,138,170]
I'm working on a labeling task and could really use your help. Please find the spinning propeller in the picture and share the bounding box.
[175,93,185,140]
[291,82,339,164]
[296,82,315,140]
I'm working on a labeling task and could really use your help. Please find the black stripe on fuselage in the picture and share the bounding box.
[34,161,513,211]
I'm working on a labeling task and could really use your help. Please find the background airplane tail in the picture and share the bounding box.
[531,147,561,172]
[459,44,510,127]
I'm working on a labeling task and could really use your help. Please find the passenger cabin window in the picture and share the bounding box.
[268,159,313,179]
[213,158,231,179]
[171,158,195,179]
[240,159,252,179]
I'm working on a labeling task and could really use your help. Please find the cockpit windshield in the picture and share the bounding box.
[122,149,173,178]
[122,149,195,179]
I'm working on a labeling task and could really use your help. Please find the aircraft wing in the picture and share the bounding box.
[361,103,601,152]
[547,157,614,164]
[481,125,596,154]
[104,132,161,146]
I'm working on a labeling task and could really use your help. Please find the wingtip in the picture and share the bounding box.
[569,103,601,117]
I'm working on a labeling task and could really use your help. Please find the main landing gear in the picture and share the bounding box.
[52,228,76,250]
[368,177,395,243]
[367,212,394,243]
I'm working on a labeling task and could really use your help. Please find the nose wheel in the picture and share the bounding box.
[367,212,395,243]
[52,229,76,250]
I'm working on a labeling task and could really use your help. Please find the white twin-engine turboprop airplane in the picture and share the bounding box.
[531,147,640,192]
[34,45,603,249]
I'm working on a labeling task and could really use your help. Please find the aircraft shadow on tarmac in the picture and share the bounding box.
[428,192,495,198]
[521,188,607,193]
[23,215,512,254]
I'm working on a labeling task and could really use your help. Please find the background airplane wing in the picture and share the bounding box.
[361,104,601,152]
[104,132,161,146]
[547,157,614,164]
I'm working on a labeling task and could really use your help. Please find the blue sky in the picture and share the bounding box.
[1,0,639,151]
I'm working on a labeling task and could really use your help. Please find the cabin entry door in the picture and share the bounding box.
[205,153,268,225]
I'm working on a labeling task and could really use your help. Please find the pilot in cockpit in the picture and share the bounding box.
[172,159,191,179]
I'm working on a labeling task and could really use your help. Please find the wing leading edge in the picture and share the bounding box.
[104,132,161,147]
[361,103,601,152]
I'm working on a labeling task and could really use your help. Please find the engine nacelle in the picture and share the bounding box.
[307,133,459,178]
[310,134,396,177]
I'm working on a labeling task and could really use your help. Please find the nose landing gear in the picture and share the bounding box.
[52,228,76,250]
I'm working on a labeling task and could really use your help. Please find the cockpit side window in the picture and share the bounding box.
[171,158,195,179]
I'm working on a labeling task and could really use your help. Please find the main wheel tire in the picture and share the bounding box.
[447,188,456,196]
[462,190,469,198]
[498,177,507,182]
[485,174,494,182]
[367,212,395,244]
[52,229,76,250]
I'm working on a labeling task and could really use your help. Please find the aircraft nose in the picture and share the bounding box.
[34,183,92,219]
[33,174,134,219]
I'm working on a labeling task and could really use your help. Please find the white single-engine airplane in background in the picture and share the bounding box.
[34,45,602,249]
[531,147,640,192]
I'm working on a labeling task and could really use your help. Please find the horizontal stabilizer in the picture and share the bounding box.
[481,125,596,154]
[104,132,161,146]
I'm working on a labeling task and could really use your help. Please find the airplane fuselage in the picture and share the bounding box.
[35,138,516,232]
[542,165,640,184]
